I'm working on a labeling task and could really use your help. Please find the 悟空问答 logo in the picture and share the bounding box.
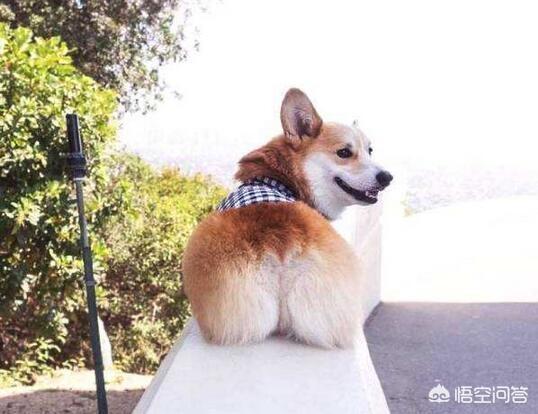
[429,384,450,403]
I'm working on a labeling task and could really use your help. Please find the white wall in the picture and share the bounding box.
[135,319,389,414]
[333,203,383,320]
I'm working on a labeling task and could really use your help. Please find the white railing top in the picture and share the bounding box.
[135,205,388,413]
[134,320,389,414]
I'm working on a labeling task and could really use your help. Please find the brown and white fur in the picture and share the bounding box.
[183,88,392,348]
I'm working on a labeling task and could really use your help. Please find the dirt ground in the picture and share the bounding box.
[0,369,152,414]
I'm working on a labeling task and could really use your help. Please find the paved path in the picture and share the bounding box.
[365,302,538,414]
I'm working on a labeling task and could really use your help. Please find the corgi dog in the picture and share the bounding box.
[183,88,392,348]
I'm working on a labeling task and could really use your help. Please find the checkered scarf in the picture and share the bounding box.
[217,177,296,211]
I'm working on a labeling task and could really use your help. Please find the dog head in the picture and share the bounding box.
[281,88,393,219]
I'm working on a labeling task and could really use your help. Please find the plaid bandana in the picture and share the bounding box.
[217,177,296,211]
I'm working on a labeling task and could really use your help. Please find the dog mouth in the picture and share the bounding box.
[334,176,379,204]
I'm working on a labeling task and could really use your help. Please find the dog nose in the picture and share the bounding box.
[376,170,393,187]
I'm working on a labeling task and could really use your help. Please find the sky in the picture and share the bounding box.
[120,0,538,194]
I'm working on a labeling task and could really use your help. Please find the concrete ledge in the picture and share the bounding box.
[135,206,388,413]
[333,203,383,319]
[382,196,538,302]
[134,320,389,414]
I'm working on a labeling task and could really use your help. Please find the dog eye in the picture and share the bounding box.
[368,147,373,155]
[336,148,353,158]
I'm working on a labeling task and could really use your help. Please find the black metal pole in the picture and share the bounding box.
[66,114,108,414]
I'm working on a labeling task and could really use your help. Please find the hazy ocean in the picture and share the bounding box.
[119,130,538,214]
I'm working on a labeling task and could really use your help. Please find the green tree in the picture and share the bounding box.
[97,155,226,373]
[0,0,197,112]
[0,24,225,383]
[0,23,117,380]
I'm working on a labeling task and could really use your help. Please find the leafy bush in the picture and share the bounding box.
[0,23,117,382]
[0,24,226,383]
[97,154,226,374]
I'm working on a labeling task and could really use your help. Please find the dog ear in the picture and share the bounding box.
[280,88,323,142]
